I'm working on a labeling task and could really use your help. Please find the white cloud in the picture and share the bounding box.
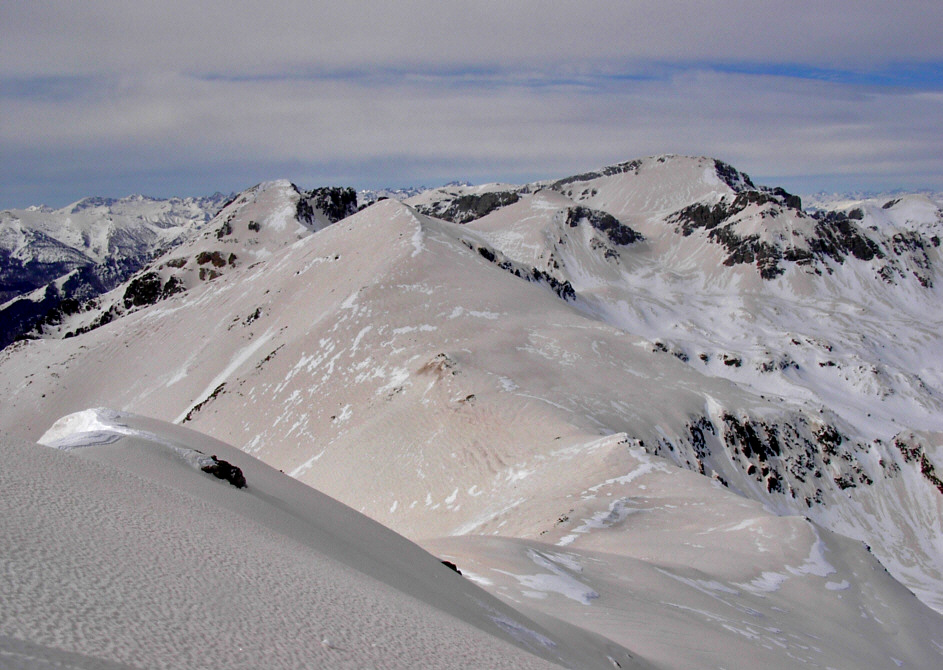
[3,1,941,76]
[1,1,941,205]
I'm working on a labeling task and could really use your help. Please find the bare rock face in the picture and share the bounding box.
[200,455,247,489]
[565,206,643,245]
[414,191,521,224]
[297,186,358,224]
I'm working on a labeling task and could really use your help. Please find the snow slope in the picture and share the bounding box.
[7,406,941,669]
[3,408,640,670]
[7,181,355,343]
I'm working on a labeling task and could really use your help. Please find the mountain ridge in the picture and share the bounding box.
[2,155,942,667]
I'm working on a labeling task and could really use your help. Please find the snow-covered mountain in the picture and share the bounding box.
[0,184,358,347]
[2,155,942,668]
[358,185,427,207]
[0,192,231,347]
[36,181,356,340]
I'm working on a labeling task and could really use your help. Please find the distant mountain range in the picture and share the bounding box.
[0,192,232,348]
[2,155,942,669]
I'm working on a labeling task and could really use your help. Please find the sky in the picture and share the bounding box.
[1,1,942,209]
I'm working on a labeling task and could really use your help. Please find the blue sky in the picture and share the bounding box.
[1,1,942,209]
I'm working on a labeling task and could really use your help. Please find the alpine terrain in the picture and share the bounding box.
[0,192,231,348]
[2,155,942,669]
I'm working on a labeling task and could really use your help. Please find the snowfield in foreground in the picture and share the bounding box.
[3,408,941,669]
[4,410,636,670]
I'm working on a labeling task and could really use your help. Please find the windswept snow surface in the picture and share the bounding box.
[9,408,942,670]
[4,410,642,670]
[427,470,943,669]
[2,156,943,666]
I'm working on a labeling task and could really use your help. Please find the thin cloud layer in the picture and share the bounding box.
[4,1,941,75]
[1,1,941,206]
